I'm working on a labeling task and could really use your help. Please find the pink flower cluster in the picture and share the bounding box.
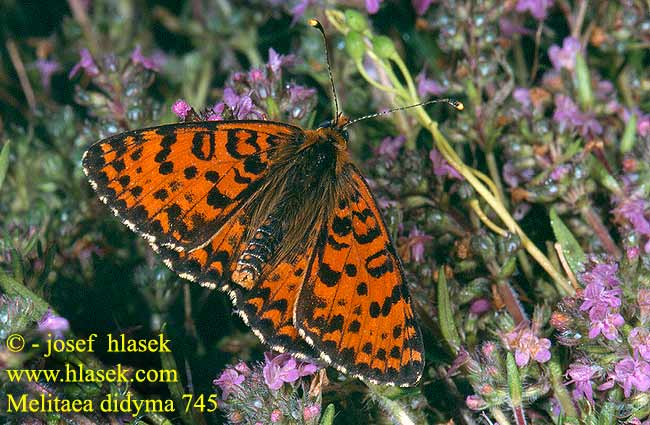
[600,356,650,398]
[579,263,624,340]
[503,321,551,367]
[262,352,319,390]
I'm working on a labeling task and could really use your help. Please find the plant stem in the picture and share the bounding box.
[580,204,622,259]
[420,115,572,294]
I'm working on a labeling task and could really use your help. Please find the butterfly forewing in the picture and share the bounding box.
[295,165,424,386]
[82,121,300,252]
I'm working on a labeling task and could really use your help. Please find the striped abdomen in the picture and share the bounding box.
[232,216,282,289]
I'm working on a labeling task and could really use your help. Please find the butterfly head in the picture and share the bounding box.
[314,116,349,152]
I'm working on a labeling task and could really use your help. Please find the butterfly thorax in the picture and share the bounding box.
[231,122,351,290]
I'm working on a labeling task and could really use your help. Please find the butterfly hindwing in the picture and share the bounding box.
[82,121,300,252]
[295,165,424,386]
[237,253,320,358]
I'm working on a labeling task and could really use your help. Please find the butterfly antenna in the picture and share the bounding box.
[309,18,341,125]
[342,98,464,129]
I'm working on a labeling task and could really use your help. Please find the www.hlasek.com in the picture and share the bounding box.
[3,332,218,417]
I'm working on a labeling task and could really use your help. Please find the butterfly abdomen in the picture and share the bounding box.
[232,215,283,289]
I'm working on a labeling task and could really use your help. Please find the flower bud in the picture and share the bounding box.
[466,395,488,410]
[550,311,574,331]
[345,31,365,62]
[471,233,496,262]
[372,35,397,59]
[345,9,368,32]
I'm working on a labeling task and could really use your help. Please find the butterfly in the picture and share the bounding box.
[82,20,426,386]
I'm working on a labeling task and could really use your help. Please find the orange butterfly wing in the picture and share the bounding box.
[82,121,299,252]
[83,120,316,355]
[295,165,424,386]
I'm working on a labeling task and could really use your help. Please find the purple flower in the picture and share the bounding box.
[377,135,405,160]
[38,309,69,338]
[297,360,319,376]
[596,80,614,98]
[627,246,640,260]
[553,94,583,132]
[516,0,554,21]
[499,18,533,37]
[610,356,650,397]
[502,161,534,187]
[412,0,433,15]
[582,263,620,287]
[290,0,316,23]
[130,45,165,71]
[629,327,650,361]
[286,84,317,119]
[580,115,603,137]
[430,148,463,180]
[638,114,650,137]
[548,37,581,71]
[365,0,383,14]
[580,282,621,312]
[466,395,488,410]
[503,322,552,367]
[206,103,225,121]
[214,367,245,400]
[303,404,321,420]
[34,59,61,89]
[271,409,282,422]
[221,88,264,120]
[566,362,598,402]
[262,352,318,390]
[615,198,650,236]
[587,305,624,340]
[172,99,192,119]
[407,226,430,263]
[69,48,99,79]
[550,164,571,181]
[513,88,531,108]
[268,48,295,75]
[234,361,252,375]
[417,70,446,99]
[469,298,491,316]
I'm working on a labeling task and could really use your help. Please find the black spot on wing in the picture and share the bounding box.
[184,166,198,179]
[243,155,266,175]
[369,301,381,318]
[365,249,394,278]
[207,187,231,209]
[317,263,341,287]
[159,161,174,175]
[332,215,352,236]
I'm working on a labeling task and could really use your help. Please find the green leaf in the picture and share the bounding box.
[620,113,637,153]
[575,53,594,110]
[319,404,335,425]
[437,267,461,353]
[550,208,586,274]
[0,269,50,318]
[159,326,207,425]
[590,154,621,194]
[506,352,522,406]
[0,141,10,190]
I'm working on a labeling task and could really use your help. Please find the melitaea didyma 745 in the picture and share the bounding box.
[82,20,426,386]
